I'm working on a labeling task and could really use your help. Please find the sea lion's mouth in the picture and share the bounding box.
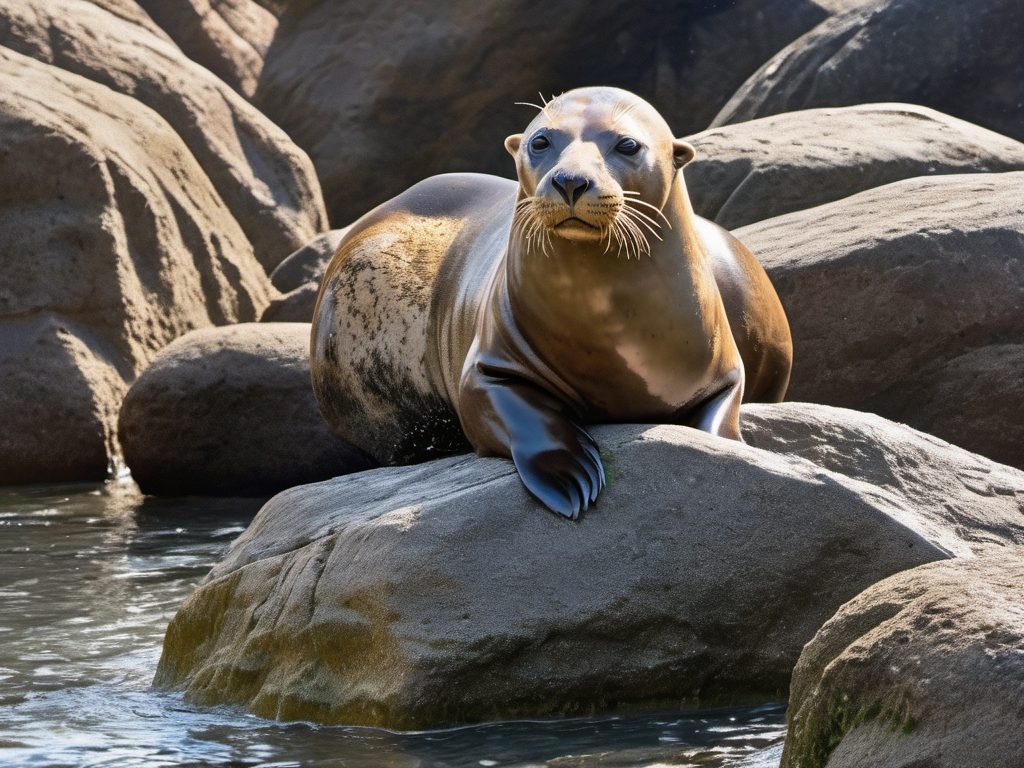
[555,217,598,229]
[552,216,604,243]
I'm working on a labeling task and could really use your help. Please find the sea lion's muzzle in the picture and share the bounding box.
[536,161,619,241]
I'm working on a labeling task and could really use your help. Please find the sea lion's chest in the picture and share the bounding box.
[499,257,730,420]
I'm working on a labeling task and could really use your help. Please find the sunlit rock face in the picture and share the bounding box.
[0,47,275,483]
[685,103,1024,229]
[134,0,278,99]
[0,0,328,271]
[155,404,1024,728]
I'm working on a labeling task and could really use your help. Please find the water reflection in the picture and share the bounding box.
[0,481,786,768]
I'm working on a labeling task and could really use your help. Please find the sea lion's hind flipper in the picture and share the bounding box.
[459,368,605,518]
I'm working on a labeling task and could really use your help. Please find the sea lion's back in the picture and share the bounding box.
[311,173,516,464]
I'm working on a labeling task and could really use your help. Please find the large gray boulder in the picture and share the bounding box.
[712,0,1024,146]
[0,0,327,270]
[119,323,376,496]
[781,552,1024,768]
[256,0,842,224]
[154,403,1024,728]
[0,47,275,482]
[685,103,1024,229]
[738,171,1024,469]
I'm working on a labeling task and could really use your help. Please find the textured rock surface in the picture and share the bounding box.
[712,0,1024,145]
[256,0,840,223]
[260,283,320,323]
[119,324,376,496]
[269,229,347,293]
[154,404,1024,727]
[262,228,347,322]
[738,172,1024,469]
[0,46,275,481]
[686,103,1024,229]
[903,345,1024,471]
[781,553,1024,768]
[0,317,127,483]
[135,0,277,98]
[88,0,174,40]
[0,0,327,270]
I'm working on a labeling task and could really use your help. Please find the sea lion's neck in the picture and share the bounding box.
[504,181,713,320]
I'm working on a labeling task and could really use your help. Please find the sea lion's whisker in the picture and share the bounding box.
[512,197,554,257]
[620,215,651,258]
[622,212,663,243]
[626,222,643,259]
[610,219,624,258]
[511,203,533,250]
[621,214,662,245]
[621,192,673,229]
[620,191,668,214]
[610,221,626,260]
[620,202,660,229]
[515,101,546,113]
[616,217,641,260]
[527,218,543,253]
[601,223,617,255]
[627,226,641,260]
[611,100,638,123]
[620,205,664,240]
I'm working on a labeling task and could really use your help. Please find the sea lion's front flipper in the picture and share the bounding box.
[683,378,744,441]
[459,367,605,519]
[511,418,605,519]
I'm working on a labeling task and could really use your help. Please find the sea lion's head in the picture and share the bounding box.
[505,86,694,256]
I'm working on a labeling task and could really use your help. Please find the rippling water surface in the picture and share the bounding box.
[0,480,786,768]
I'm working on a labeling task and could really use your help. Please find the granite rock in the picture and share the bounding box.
[712,0,1024,145]
[686,103,1024,229]
[0,0,327,270]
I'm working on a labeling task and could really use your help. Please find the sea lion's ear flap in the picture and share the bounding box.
[505,134,523,157]
[672,140,695,169]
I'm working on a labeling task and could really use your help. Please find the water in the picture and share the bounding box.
[0,480,786,768]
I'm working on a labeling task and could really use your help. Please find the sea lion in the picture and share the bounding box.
[311,86,792,518]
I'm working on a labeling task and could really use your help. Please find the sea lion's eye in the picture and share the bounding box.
[530,135,550,152]
[615,137,641,156]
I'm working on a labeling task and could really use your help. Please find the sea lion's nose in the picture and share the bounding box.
[551,173,590,206]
